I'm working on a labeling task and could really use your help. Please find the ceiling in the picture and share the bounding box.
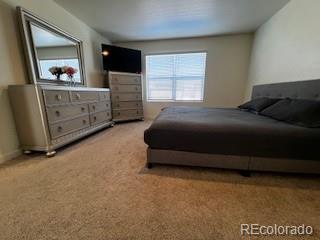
[54,0,290,42]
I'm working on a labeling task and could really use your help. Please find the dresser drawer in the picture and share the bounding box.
[71,91,99,102]
[46,104,88,123]
[89,101,111,113]
[43,90,70,105]
[90,110,111,125]
[112,101,142,109]
[110,75,141,85]
[112,93,142,101]
[113,109,143,119]
[111,84,142,93]
[99,91,110,101]
[49,115,90,139]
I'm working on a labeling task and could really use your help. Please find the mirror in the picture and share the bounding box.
[30,24,81,83]
[17,7,86,85]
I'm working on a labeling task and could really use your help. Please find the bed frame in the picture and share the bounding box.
[146,79,320,174]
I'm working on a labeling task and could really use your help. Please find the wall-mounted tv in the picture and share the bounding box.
[102,44,142,74]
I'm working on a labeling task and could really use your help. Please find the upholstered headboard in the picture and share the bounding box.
[252,79,320,101]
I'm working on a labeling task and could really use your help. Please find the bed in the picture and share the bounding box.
[144,79,320,174]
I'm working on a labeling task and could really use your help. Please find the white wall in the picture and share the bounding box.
[246,0,320,99]
[116,34,253,119]
[0,0,109,162]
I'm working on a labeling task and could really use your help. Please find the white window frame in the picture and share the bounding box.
[145,51,207,102]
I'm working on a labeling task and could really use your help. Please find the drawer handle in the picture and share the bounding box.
[55,94,62,101]
[76,93,81,100]
[136,110,139,114]
[81,107,85,112]
[107,112,109,116]
[57,126,63,132]
[135,87,138,91]
[92,105,96,110]
[82,119,87,124]
[118,112,120,116]
[93,116,97,121]
[55,110,60,116]
[106,103,109,107]
[134,78,138,82]
[136,103,139,106]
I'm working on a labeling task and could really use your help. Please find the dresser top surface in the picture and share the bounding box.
[108,71,142,77]
[9,84,110,92]
[41,85,110,92]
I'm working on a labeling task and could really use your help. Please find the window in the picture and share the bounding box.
[38,59,81,82]
[146,52,206,101]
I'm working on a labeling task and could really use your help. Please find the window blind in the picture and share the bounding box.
[146,52,206,101]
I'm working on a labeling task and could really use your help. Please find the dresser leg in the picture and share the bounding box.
[23,150,32,155]
[46,151,56,157]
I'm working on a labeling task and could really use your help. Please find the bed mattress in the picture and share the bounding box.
[144,107,320,160]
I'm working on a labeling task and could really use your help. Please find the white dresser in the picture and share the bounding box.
[108,72,144,121]
[8,85,113,156]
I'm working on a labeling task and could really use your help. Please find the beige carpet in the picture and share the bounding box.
[0,121,319,240]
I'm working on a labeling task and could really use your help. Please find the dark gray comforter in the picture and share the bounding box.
[144,107,320,160]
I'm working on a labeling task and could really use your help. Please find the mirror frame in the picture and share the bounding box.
[17,7,86,86]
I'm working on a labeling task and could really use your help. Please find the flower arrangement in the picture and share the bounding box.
[48,66,78,81]
[48,66,64,80]
[62,66,78,78]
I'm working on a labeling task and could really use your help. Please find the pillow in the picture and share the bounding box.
[238,97,280,113]
[261,98,320,128]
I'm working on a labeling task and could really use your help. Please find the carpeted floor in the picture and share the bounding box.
[0,121,319,240]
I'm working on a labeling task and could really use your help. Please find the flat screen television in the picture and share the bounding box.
[102,44,142,73]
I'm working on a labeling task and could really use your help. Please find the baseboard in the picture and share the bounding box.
[0,149,22,164]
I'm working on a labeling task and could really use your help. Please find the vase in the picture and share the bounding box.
[69,76,74,86]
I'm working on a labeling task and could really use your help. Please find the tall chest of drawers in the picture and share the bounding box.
[108,72,144,122]
[8,85,113,156]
